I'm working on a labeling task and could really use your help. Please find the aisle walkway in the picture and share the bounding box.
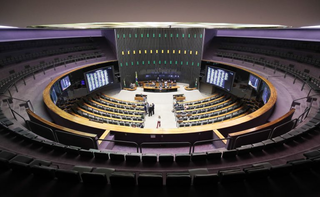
[106,83,208,129]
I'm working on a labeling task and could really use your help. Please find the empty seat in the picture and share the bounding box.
[236,145,252,155]
[175,153,191,162]
[142,154,157,163]
[110,172,136,186]
[31,165,56,180]
[193,173,219,186]
[109,152,126,162]
[138,173,163,186]
[125,153,141,163]
[219,169,246,183]
[159,154,174,163]
[55,169,81,182]
[79,149,94,158]
[191,152,207,162]
[222,149,237,158]
[303,150,320,159]
[81,172,108,185]
[0,150,17,170]
[92,167,115,182]
[269,164,292,177]
[166,173,191,187]
[94,151,109,160]
[206,151,222,161]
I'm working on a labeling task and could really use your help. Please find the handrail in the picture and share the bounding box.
[140,141,192,154]
[290,93,320,111]
[268,119,298,139]
[234,129,272,149]
[297,107,311,123]
[192,138,230,153]
[7,102,27,124]
[97,139,139,153]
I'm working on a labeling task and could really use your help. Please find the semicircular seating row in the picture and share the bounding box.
[175,93,250,127]
[1,36,320,189]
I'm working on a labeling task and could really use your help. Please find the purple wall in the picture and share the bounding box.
[0,29,102,42]
[101,29,117,59]
[204,29,217,45]
[216,29,320,42]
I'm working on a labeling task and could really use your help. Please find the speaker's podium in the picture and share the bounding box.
[143,82,179,92]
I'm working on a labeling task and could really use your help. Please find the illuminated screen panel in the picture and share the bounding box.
[206,66,235,91]
[262,86,270,104]
[50,87,58,104]
[85,66,114,92]
[248,74,261,91]
[60,75,71,91]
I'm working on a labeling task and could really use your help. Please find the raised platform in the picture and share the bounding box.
[143,82,179,92]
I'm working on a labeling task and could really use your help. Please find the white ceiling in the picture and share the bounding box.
[0,0,320,28]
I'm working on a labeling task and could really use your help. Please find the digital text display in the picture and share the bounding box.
[248,74,261,91]
[262,86,270,104]
[85,66,114,92]
[50,87,58,104]
[60,75,71,91]
[206,66,235,91]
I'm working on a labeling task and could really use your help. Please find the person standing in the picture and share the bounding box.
[146,102,150,116]
[151,103,155,115]
[148,103,152,117]
[156,115,161,128]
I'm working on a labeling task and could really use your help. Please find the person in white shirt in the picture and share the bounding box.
[156,115,161,128]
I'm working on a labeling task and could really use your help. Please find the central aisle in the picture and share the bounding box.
[106,83,209,129]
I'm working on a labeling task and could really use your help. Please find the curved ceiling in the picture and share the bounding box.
[0,0,320,28]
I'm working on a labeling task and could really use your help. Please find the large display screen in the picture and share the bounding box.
[262,86,270,104]
[206,66,235,91]
[60,75,71,91]
[85,66,114,92]
[248,74,261,91]
[50,87,58,104]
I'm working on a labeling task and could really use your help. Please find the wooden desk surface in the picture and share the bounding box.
[43,60,277,143]
[90,99,144,113]
[83,102,141,118]
[179,93,218,104]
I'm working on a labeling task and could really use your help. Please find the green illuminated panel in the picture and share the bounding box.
[129,34,131,38]
[153,60,156,65]
[142,61,145,65]
[141,34,143,38]
[117,34,119,39]
[159,60,161,64]
[131,62,134,66]
[123,34,125,38]
[181,61,183,65]
[182,34,184,38]
[147,33,149,38]
[135,34,137,38]
[148,61,150,65]
[159,34,161,38]
[120,62,122,67]
[200,34,203,38]
[137,61,139,65]
[197,62,200,66]
[194,34,197,38]
[126,62,128,66]
[170,60,172,65]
